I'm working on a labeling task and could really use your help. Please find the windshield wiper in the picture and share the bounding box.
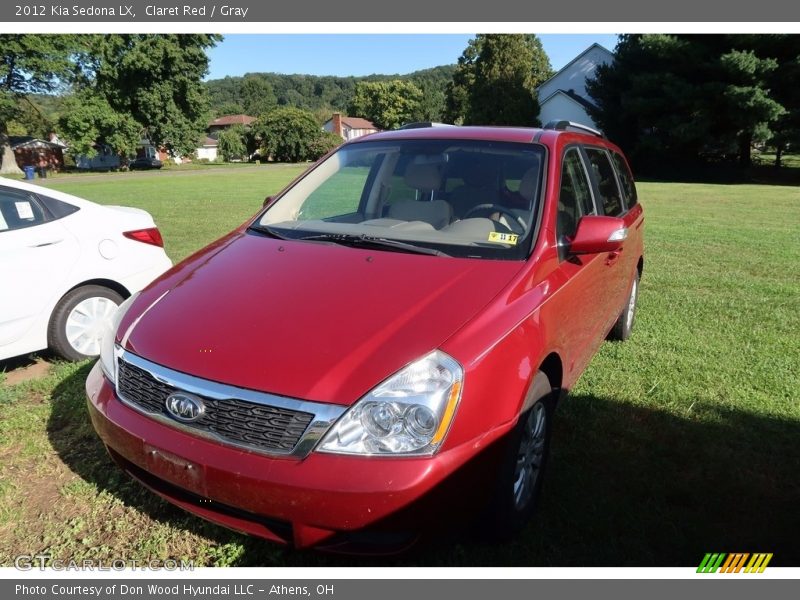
[299,233,450,257]
[249,224,293,240]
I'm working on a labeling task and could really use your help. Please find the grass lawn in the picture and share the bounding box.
[33,164,308,262]
[1,170,798,567]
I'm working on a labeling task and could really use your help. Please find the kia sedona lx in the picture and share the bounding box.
[86,121,644,552]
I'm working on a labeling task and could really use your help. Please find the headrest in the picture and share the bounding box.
[404,163,441,191]
[519,165,541,205]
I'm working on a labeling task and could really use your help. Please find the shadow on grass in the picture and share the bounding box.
[47,365,800,567]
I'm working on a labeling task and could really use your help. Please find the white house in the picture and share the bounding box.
[196,136,219,161]
[323,113,379,141]
[537,44,614,130]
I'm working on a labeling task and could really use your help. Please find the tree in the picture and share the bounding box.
[588,35,787,170]
[753,35,800,167]
[717,49,784,167]
[445,34,552,126]
[444,37,480,124]
[255,107,323,162]
[61,34,221,159]
[203,66,456,123]
[308,131,342,161]
[217,124,248,162]
[239,75,277,117]
[0,35,86,174]
[59,92,141,157]
[348,80,423,129]
[214,101,245,117]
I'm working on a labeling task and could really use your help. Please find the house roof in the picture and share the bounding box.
[536,43,614,91]
[201,136,219,147]
[326,115,377,130]
[209,114,257,127]
[9,136,66,149]
[342,116,377,130]
[540,89,598,111]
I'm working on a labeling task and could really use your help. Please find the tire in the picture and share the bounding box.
[482,372,555,539]
[48,285,124,361]
[608,271,640,341]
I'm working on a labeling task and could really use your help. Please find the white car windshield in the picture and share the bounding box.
[255,139,545,259]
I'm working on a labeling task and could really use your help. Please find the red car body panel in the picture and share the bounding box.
[123,233,525,405]
[87,125,644,550]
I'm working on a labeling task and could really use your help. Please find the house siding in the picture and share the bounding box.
[536,44,614,131]
[537,45,614,106]
[197,146,218,161]
[539,93,595,129]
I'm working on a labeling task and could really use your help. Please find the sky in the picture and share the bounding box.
[205,34,620,80]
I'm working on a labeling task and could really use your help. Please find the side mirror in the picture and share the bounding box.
[569,215,628,254]
[262,195,275,208]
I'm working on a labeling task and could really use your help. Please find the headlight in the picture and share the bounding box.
[317,350,463,456]
[99,292,139,384]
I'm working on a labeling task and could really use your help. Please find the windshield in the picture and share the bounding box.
[255,139,545,260]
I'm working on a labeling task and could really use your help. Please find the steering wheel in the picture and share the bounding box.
[462,203,527,234]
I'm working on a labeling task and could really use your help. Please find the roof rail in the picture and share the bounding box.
[398,122,457,130]
[543,120,604,138]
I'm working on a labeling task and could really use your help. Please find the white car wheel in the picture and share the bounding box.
[65,296,120,357]
[48,285,124,361]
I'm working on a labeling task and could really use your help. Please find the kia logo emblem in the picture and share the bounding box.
[165,392,205,422]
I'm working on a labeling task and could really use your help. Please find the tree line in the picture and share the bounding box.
[206,34,553,160]
[206,65,456,124]
[4,34,797,173]
[588,34,800,171]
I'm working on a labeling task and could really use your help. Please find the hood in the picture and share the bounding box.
[124,231,524,405]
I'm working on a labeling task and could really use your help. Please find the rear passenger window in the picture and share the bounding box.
[557,148,595,257]
[37,194,80,219]
[584,148,624,217]
[0,188,48,232]
[611,152,638,208]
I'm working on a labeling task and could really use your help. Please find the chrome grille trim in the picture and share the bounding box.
[114,348,346,458]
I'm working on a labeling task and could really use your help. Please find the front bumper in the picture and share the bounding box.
[85,361,484,550]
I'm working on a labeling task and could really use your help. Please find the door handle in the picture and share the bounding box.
[30,239,63,248]
[605,250,622,266]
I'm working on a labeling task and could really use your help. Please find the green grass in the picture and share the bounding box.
[754,152,800,169]
[1,173,799,567]
[34,164,308,261]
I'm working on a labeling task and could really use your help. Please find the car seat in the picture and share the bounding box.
[387,162,453,229]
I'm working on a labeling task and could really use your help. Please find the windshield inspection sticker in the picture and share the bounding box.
[487,232,519,245]
[15,201,34,220]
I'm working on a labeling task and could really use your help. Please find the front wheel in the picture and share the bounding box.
[48,285,123,361]
[483,372,554,539]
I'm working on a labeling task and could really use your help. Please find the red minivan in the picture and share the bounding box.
[86,122,644,552]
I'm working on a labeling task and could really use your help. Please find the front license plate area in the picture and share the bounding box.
[144,443,206,496]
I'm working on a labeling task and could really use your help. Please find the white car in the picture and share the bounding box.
[0,177,172,362]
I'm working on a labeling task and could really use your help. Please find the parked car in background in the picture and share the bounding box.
[0,177,172,362]
[87,121,643,552]
[128,157,163,170]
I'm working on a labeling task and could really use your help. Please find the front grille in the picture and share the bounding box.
[117,358,314,453]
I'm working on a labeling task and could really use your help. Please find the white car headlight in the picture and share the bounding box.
[317,350,463,456]
[99,292,139,384]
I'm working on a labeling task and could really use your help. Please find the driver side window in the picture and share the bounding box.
[557,149,595,259]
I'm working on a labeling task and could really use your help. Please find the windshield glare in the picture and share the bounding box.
[257,139,545,259]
